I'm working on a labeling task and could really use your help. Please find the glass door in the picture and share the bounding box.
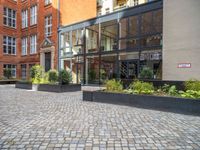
[120,60,138,79]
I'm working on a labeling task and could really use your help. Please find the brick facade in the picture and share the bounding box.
[0,0,96,80]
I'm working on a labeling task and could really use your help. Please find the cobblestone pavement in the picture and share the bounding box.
[0,85,200,150]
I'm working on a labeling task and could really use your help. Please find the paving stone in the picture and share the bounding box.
[0,85,200,149]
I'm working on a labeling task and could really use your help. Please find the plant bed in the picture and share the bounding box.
[15,81,32,89]
[16,82,81,92]
[122,79,185,90]
[83,90,200,115]
[0,80,17,85]
[37,84,81,93]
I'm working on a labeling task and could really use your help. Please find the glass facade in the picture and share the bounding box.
[59,3,163,84]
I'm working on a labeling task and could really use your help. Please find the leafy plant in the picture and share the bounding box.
[129,80,154,95]
[179,90,200,99]
[162,84,178,96]
[3,68,12,79]
[105,79,123,92]
[30,65,44,84]
[59,70,72,85]
[88,69,96,81]
[100,69,106,80]
[140,67,153,79]
[48,70,58,83]
[185,79,200,91]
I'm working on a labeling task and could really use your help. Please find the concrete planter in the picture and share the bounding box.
[83,91,200,115]
[0,80,17,85]
[15,82,32,89]
[16,82,81,92]
[37,84,81,93]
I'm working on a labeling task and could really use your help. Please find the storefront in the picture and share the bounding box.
[59,0,163,84]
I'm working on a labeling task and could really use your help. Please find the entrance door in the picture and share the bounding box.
[120,60,137,79]
[45,52,51,72]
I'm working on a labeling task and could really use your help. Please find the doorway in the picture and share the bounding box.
[120,60,138,79]
[45,52,51,72]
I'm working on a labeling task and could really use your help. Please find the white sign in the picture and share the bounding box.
[178,63,191,68]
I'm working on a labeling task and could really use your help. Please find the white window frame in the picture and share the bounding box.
[30,35,37,54]
[3,36,16,55]
[3,7,16,28]
[45,15,52,37]
[22,37,28,55]
[22,9,28,28]
[30,5,37,25]
[45,0,52,5]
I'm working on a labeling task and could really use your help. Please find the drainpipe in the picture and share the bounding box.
[57,0,61,71]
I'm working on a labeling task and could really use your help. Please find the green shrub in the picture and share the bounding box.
[162,84,178,96]
[185,79,200,91]
[179,90,200,99]
[129,80,154,95]
[48,70,58,83]
[105,79,123,92]
[88,69,96,81]
[30,65,44,84]
[59,70,72,85]
[3,68,12,79]
[140,67,153,79]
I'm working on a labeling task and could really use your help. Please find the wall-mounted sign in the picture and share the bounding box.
[178,63,191,68]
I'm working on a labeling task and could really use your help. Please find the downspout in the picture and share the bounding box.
[57,0,61,71]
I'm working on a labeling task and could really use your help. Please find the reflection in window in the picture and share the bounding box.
[129,16,138,37]
[140,35,162,47]
[101,54,118,82]
[86,56,99,84]
[61,32,71,57]
[153,9,163,33]
[101,20,118,52]
[141,11,152,34]
[72,29,84,54]
[119,38,139,50]
[86,25,99,53]
[119,18,128,38]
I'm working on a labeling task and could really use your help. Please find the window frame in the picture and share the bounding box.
[3,7,16,28]
[22,9,28,28]
[21,37,28,56]
[3,36,16,55]
[30,5,37,26]
[45,15,52,37]
[30,34,37,54]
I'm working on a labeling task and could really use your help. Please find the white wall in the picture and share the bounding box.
[163,0,200,81]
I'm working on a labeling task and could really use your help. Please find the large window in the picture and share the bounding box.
[45,15,52,37]
[3,64,16,78]
[30,5,37,25]
[86,25,99,53]
[21,37,28,55]
[21,64,27,80]
[72,29,84,54]
[3,7,16,28]
[101,20,118,52]
[22,9,28,28]
[30,35,37,54]
[3,36,16,55]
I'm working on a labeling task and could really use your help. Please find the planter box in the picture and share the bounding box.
[0,80,17,85]
[83,91,200,115]
[122,79,185,90]
[15,82,32,89]
[37,84,81,93]
[16,82,81,93]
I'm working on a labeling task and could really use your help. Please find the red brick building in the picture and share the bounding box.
[0,0,96,79]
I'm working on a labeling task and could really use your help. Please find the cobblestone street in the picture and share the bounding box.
[0,85,200,150]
